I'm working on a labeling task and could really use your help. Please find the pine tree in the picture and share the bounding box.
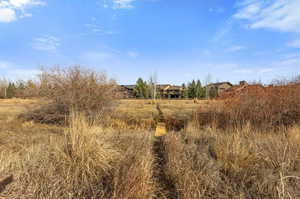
[6,82,16,98]
[134,78,149,98]
[181,83,188,99]
[188,80,197,98]
[195,80,205,99]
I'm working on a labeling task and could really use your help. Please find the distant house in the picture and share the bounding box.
[119,85,136,98]
[158,84,182,99]
[206,82,233,96]
[119,84,183,99]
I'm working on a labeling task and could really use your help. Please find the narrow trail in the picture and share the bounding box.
[152,103,178,199]
[152,136,178,199]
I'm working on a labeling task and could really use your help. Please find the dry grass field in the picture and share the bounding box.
[116,99,209,119]
[1,98,300,198]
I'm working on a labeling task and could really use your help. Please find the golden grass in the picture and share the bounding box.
[164,125,300,198]
[0,98,42,121]
[2,98,300,198]
[116,99,214,119]
[0,103,155,198]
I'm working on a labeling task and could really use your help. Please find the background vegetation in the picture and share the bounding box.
[1,66,300,199]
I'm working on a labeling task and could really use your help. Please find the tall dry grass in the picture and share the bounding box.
[0,113,155,199]
[164,124,300,198]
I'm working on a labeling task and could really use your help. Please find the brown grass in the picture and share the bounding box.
[1,91,300,199]
[164,124,300,198]
[0,107,155,199]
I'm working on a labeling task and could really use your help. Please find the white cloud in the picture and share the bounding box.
[0,7,16,22]
[128,51,139,58]
[258,68,274,74]
[233,69,253,74]
[6,69,41,80]
[85,23,102,33]
[0,61,12,68]
[0,0,45,22]
[112,0,136,9]
[84,23,117,35]
[209,7,224,14]
[288,39,300,48]
[226,45,246,52]
[32,36,60,52]
[234,0,300,33]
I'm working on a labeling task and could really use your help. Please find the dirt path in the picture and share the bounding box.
[152,136,178,199]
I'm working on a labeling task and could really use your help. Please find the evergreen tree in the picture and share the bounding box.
[134,78,149,98]
[188,80,197,98]
[15,81,26,98]
[195,80,205,99]
[6,82,16,98]
[181,83,188,99]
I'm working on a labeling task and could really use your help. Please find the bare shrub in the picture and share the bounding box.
[41,66,118,115]
[20,66,118,125]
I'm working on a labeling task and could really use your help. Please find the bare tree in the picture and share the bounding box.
[0,78,8,98]
[148,72,158,101]
[204,74,212,99]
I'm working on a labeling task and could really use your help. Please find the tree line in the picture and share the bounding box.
[133,77,218,99]
[0,76,218,99]
[0,79,41,99]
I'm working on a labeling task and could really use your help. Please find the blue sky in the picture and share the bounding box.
[0,0,300,84]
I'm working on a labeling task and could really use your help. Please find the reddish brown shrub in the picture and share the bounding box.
[197,79,300,130]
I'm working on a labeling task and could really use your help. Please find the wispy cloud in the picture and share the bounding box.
[234,0,300,33]
[32,35,60,52]
[128,50,139,58]
[85,23,102,33]
[288,38,300,48]
[7,69,41,80]
[234,0,300,47]
[84,23,117,35]
[112,0,136,9]
[211,19,234,43]
[226,45,246,52]
[0,61,12,69]
[209,7,224,14]
[0,0,45,23]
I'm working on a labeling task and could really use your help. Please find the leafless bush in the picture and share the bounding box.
[20,66,118,124]
[41,66,118,114]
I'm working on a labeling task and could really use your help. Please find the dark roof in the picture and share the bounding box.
[121,84,182,90]
[121,85,136,90]
[207,82,233,87]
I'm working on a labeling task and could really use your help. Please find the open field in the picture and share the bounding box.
[1,98,300,198]
[116,99,211,119]
[113,99,222,131]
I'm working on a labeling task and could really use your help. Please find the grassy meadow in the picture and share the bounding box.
[1,96,300,198]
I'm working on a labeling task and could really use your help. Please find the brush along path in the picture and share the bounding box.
[152,137,178,199]
[152,103,178,199]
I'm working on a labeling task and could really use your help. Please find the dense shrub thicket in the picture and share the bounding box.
[196,79,300,130]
